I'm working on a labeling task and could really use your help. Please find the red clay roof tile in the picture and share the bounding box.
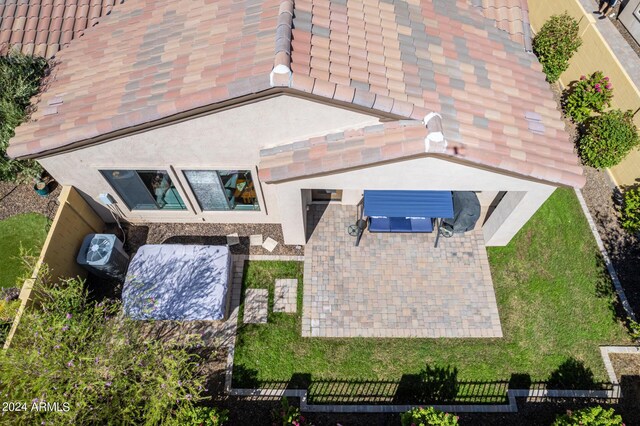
[1,0,121,57]
[7,0,583,188]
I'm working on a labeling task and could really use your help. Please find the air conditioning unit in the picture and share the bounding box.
[77,234,129,280]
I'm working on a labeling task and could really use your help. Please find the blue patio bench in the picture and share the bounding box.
[368,216,434,233]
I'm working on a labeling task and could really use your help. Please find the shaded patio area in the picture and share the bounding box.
[303,204,502,338]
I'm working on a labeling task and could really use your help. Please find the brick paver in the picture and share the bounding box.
[244,289,268,324]
[302,204,502,338]
[274,279,298,313]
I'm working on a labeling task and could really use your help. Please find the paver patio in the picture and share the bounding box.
[244,288,268,324]
[274,279,298,313]
[303,204,502,338]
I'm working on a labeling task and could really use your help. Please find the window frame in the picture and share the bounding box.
[181,169,261,212]
[173,165,264,215]
[99,167,193,214]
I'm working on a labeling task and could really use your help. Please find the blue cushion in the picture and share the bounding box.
[410,217,433,232]
[389,217,412,232]
[369,216,390,232]
[369,216,433,233]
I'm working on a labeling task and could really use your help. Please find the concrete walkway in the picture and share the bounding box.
[579,0,640,87]
[302,204,502,338]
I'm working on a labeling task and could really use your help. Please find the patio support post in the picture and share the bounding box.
[483,186,555,246]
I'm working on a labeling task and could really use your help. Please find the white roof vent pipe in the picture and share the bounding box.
[423,112,447,152]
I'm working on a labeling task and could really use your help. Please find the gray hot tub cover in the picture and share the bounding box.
[122,244,231,321]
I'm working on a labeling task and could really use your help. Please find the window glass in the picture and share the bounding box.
[183,170,229,211]
[184,170,259,211]
[101,170,186,211]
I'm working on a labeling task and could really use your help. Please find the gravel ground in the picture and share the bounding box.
[581,166,640,316]
[0,181,61,221]
[117,221,304,257]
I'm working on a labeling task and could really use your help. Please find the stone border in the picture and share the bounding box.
[223,257,637,413]
[574,188,636,322]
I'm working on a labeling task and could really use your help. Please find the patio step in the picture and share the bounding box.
[244,289,268,324]
[274,279,297,313]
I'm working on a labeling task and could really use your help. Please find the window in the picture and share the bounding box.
[183,170,259,211]
[101,170,186,211]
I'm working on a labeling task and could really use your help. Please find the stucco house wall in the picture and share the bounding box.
[269,157,556,246]
[38,95,381,223]
[39,93,556,248]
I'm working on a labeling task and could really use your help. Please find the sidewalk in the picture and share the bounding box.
[578,0,640,92]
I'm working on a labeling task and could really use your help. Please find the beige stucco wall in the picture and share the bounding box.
[270,157,556,245]
[528,0,640,188]
[39,95,381,224]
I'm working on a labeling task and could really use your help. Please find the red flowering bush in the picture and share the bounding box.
[564,71,614,123]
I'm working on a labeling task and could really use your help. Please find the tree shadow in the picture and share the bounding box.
[232,364,260,389]
[417,364,459,403]
[509,373,532,390]
[547,358,596,390]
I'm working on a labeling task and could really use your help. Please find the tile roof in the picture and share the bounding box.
[258,119,584,188]
[276,0,583,187]
[7,0,283,158]
[259,120,430,182]
[0,0,121,58]
[7,0,584,188]
[471,0,532,51]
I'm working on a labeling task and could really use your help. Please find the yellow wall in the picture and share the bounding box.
[3,186,105,349]
[528,0,640,188]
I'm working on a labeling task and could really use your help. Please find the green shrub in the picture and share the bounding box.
[401,407,459,426]
[564,72,613,123]
[621,187,640,233]
[552,406,624,425]
[0,298,20,322]
[578,109,640,168]
[629,318,640,340]
[0,51,47,182]
[174,406,229,426]
[533,13,582,83]
[272,397,312,426]
[0,267,210,425]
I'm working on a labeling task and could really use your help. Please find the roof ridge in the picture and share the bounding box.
[270,0,293,86]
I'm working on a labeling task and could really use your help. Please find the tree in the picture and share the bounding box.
[0,51,47,182]
[0,266,210,425]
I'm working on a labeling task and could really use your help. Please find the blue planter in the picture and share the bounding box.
[34,182,50,197]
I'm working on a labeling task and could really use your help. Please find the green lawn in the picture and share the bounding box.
[0,213,49,288]
[233,189,631,391]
